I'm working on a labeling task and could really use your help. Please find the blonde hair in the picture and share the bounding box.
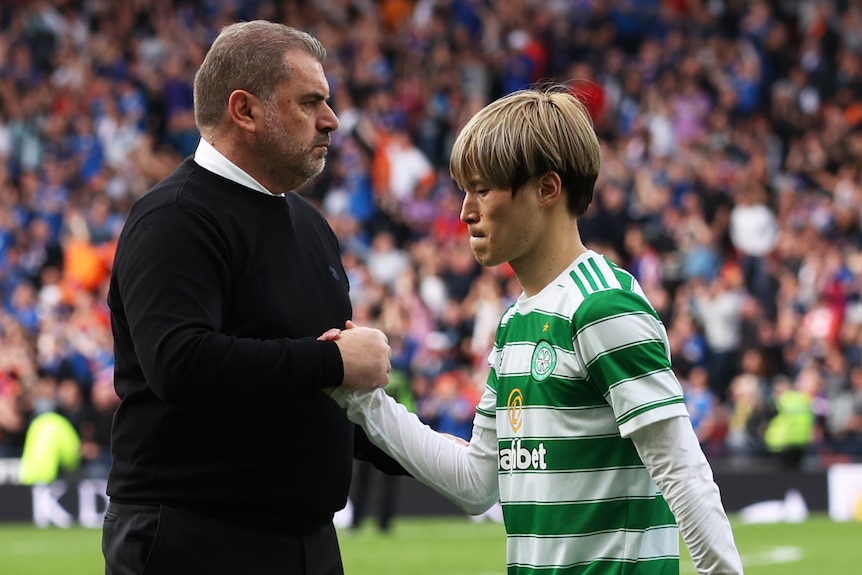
[193,20,327,131]
[449,87,601,216]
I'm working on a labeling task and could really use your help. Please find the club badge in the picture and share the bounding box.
[531,340,556,382]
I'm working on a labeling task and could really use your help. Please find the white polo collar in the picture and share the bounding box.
[193,138,280,197]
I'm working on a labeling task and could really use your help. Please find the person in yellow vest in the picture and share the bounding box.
[764,374,816,469]
[18,411,81,485]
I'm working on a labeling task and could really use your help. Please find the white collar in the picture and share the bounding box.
[193,138,280,196]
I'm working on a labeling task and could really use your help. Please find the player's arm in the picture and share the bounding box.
[630,417,744,575]
[574,287,743,573]
[331,387,499,515]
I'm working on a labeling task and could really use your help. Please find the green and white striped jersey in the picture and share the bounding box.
[474,250,689,575]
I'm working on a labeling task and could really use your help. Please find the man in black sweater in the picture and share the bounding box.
[103,21,399,575]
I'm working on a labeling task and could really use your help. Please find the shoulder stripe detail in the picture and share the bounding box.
[610,261,634,292]
[578,262,600,291]
[569,269,589,299]
[588,258,611,289]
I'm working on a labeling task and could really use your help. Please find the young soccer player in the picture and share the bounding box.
[332,87,744,574]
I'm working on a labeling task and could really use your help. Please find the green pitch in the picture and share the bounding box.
[0,514,859,574]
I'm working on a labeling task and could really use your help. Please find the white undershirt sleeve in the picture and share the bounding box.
[331,387,500,515]
[630,415,745,575]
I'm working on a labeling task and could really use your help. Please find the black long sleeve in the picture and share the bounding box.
[107,158,401,532]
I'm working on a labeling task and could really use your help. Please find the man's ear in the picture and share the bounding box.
[227,90,262,133]
[537,171,562,206]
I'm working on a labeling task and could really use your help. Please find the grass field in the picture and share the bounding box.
[0,514,860,574]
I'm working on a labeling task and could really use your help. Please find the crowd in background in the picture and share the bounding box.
[0,0,861,481]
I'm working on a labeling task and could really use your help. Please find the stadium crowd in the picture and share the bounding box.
[0,0,861,482]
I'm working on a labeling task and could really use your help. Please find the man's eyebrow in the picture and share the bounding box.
[303,91,330,101]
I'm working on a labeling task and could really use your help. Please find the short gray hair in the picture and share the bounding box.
[193,20,327,131]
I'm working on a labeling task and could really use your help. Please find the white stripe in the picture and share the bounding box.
[494,404,619,438]
[498,467,659,504]
[508,524,679,568]
[497,342,582,379]
[578,312,668,366]
[498,342,539,376]
[476,387,497,421]
[609,370,686,425]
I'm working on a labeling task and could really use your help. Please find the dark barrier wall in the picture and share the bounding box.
[358,468,831,518]
[0,470,832,526]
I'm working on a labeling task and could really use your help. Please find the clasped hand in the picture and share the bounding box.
[318,320,391,392]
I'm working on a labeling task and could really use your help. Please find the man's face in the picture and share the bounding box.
[459,178,543,269]
[254,51,339,192]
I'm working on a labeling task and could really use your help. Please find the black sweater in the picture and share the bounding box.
[107,158,401,532]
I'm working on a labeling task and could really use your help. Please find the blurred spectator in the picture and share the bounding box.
[691,264,748,401]
[0,391,27,458]
[417,369,475,442]
[683,365,725,458]
[366,229,411,289]
[18,410,79,485]
[729,183,780,317]
[724,372,771,460]
[763,372,817,469]
[78,368,117,479]
[824,364,862,457]
[623,223,662,290]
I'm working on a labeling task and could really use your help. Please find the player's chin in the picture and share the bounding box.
[470,246,499,268]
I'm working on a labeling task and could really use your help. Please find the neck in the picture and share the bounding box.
[205,132,287,195]
[512,219,587,298]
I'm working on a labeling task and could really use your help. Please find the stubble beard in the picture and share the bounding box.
[259,110,326,192]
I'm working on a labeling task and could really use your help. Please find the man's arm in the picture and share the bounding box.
[331,387,499,515]
[630,416,745,575]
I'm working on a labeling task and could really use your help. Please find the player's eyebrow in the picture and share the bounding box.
[465,177,491,190]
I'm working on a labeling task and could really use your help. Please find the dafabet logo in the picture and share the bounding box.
[500,387,547,471]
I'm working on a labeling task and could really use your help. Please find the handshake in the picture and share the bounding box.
[318,320,392,392]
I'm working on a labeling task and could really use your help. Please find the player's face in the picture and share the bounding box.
[459,178,544,269]
[255,51,339,192]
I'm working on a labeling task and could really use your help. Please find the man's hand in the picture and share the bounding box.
[331,320,391,390]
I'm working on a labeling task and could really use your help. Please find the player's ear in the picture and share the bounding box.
[537,171,562,206]
[227,90,263,133]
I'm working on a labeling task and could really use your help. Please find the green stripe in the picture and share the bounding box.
[509,557,679,575]
[504,497,675,536]
[588,342,672,393]
[618,397,686,426]
[502,313,574,351]
[578,262,599,291]
[569,270,589,298]
[608,259,634,292]
[588,258,610,289]
[476,406,496,418]
[496,374,606,408]
[574,290,658,330]
[496,436,642,471]
[486,367,499,393]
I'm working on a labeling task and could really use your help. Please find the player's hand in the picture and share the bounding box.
[439,432,469,447]
[334,320,391,390]
[317,328,341,341]
[318,330,341,396]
